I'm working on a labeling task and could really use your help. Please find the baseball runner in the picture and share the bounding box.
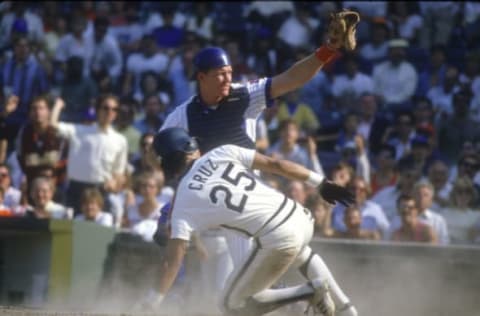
[158,9,361,307]
[142,127,359,316]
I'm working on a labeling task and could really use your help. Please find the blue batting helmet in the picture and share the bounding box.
[192,46,230,78]
[153,127,199,161]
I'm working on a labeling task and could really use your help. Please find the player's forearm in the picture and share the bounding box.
[254,155,324,185]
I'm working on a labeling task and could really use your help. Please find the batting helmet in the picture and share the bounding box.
[153,127,199,161]
[192,46,230,78]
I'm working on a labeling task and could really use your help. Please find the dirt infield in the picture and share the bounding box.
[0,307,170,316]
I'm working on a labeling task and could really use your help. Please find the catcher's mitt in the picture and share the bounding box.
[326,9,360,51]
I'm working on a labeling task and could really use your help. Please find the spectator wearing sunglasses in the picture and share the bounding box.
[50,94,127,216]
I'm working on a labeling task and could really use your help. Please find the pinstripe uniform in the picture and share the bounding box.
[160,77,273,299]
[170,145,317,312]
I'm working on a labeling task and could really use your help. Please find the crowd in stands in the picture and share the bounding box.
[1,1,480,246]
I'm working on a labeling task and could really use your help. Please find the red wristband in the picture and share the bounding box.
[315,45,339,64]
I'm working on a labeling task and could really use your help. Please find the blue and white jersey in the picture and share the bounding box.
[160,78,273,153]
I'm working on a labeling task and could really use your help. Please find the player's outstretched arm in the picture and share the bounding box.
[270,9,360,99]
[252,152,355,206]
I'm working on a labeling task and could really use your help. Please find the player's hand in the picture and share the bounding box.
[318,179,355,206]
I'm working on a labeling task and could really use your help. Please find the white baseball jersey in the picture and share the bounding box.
[170,145,298,242]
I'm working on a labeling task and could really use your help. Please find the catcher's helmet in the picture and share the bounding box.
[153,127,199,162]
[192,46,230,77]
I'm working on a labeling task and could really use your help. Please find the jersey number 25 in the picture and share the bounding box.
[209,162,256,213]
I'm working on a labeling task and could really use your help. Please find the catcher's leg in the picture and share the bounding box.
[293,246,358,316]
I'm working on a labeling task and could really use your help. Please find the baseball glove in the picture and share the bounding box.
[326,9,360,51]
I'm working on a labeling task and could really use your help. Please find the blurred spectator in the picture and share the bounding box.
[412,96,435,128]
[185,3,214,42]
[90,16,123,87]
[335,112,360,153]
[439,176,480,244]
[60,56,98,122]
[407,180,449,244]
[51,94,128,216]
[108,3,144,55]
[212,3,249,47]
[338,135,371,185]
[459,53,480,93]
[416,44,448,97]
[370,144,398,195]
[224,39,254,83]
[305,193,334,237]
[0,163,20,209]
[388,2,423,44]
[384,110,416,161]
[131,132,161,177]
[373,38,418,111]
[372,159,422,221]
[0,36,49,127]
[275,90,320,134]
[436,90,480,164]
[0,95,19,163]
[266,119,324,178]
[246,30,278,78]
[0,187,12,217]
[152,7,185,50]
[55,14,92,79]
[356,93,391,155]
[75,187,113,227]
[0,2,44,50]
[359,20,390,66]
[115,98,141,159]
[167,44,198,108]
[332,177,389,238]
[390,193,437,243]
[285,180,308,205]
[133,93,167,135]
[331,161,354,188]
[332,53,374,110]
[399,134,441,176]
[332,205,381,241]
[427,160,452,208]
[418,2,460,49]
[122,35,169,99]
[245,1,294,35]
[16,95,68,191]
[25,176,71,219]
[124,172,164,241]
[277,3,319,51]
[42,15,67,62]
[133,71,173,106]
[143,3,187,35]
[427,65,460,120]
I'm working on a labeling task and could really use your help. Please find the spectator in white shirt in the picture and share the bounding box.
[122,35,169,98]
[185,3,214,42]
[373,39,418,111]
[75,188,113,227]
[332,53,374,109]
[359,20,390,65]
[50,94,128,216]
[277,4,319,50]
[55,15,93,79]
[90,16,123,87]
